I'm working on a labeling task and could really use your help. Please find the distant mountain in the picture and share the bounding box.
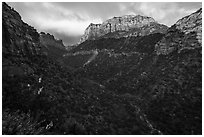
[40,32,66,50]
[78,15,168,44]
[39,32,68,63]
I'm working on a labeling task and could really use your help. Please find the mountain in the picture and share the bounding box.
[78,15,168,44]
[2,2,202,135]
[66,8,202,134]
[3,2,162,135]
[155,8,202,55]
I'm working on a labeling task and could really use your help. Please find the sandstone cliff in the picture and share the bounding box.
[79,15,168,44]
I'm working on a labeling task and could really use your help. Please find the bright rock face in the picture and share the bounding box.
[175,8,202,44]
[155,8,202,55]
[79,15,168,44]
[79,23,101,44]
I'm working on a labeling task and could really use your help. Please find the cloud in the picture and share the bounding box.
[136,2,200,26]
[31,13,102,36]
[7,2,201,45]
[8,2,103,45]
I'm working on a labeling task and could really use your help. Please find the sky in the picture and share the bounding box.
[7,2,202,46]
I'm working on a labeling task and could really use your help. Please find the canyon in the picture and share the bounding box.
[2,2,202,135]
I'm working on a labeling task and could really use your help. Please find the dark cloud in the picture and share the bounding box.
[7,2,201,45]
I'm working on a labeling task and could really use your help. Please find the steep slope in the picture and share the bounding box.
[2,2,41,56]
[39,32,68,65]
[66,33,164,72]
[79,15,168,44]
[144,8,202,134]
[67,8,202,134]
[3,2,160,135]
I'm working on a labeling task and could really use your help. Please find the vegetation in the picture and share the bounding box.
[2,2,202,135]
[66,32,202,134]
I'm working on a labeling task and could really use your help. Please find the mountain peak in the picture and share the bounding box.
[175,8,201,38]
[78,14,166,44]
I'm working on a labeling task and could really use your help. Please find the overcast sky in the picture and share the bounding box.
[7,2,202,46]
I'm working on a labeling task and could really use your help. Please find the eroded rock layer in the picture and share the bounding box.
[79,15,168,44]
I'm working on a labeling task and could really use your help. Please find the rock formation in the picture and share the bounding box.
[79,15,168,44]
[155,8,202,55]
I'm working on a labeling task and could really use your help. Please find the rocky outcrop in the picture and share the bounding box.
[79,15,168,44]
[40,32,66,50]
[79,23,101,44]
[2,2,41,56]
[155,8,202,55]
[101,22,168,39]
[175,8,202,43]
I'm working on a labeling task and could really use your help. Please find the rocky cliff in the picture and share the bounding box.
[2,2,41,56]
[155,8,202,55]
[79,15,168,44]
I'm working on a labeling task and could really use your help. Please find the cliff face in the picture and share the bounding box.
[155,8,202,55]
[79,15,168,44]
[2,2,41,56]
[79,23,101,43]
